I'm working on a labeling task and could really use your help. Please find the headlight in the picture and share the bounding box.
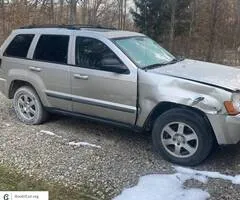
[224,93,240,115]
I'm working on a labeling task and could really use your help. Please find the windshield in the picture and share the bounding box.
[114,36,175,69]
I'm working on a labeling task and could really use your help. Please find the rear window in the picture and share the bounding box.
[4,34,34,58]
[33,35,69,64]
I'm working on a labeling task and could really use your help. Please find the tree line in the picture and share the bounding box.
[1,0,240,65]
[132,0,240,65]
[0,0,132,43]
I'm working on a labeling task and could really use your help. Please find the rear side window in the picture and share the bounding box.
[33,35,69,64]
[4,34,34,58]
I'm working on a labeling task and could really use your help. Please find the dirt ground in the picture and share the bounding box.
[0,93,240,199]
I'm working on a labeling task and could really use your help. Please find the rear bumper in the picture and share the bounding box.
[207,113,240,144]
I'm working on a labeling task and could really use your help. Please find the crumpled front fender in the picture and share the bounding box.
[137,70,232,128]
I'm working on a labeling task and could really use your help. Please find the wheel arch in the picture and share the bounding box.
[8,79,49,107]
[9,80,35,99]
[143,101,216,140]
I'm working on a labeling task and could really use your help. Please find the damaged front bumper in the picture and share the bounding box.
[207,113,240,145]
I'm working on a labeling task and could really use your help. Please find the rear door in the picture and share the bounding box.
[70,35,138,125]
[28,34,72,111]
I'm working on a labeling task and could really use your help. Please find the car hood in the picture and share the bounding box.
[150,59,240,91]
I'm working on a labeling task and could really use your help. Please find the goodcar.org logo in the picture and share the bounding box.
[3,194,10,200]
[0,192,48,200]
[0,193,11,200]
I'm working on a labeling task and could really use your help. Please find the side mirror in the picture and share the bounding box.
[101,57,129,74]
[176,55,185,61]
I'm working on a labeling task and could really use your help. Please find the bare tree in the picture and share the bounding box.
[123,0,127,29]
[66,0,78,24]
[207,0,219,61]
[117,0,123,29]
[188,0,197,55]
[59,0,64,23]
[81,0,88,24]
[234,0,240,64]
[88,0,104,24]
[0,0,6,36]
[169,0,177,51]
[50,0,55,23]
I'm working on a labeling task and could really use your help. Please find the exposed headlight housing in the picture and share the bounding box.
[224,93,240,115]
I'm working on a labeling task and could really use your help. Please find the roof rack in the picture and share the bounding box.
[19,24,117,30]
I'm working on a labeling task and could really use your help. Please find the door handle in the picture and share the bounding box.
[74,74,89,80]
[29,66,42,72]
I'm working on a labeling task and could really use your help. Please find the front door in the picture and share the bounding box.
[70,36,137,125]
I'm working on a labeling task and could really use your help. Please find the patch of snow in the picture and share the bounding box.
[114,166,240,200]
[192,174,208,184]
[233,175,240,184]
[5,123,10,127]
[69,141,101,149]
[114,173,210,200]
[38,130,62,138]
[37,130,101,149]
[175,166,240,185]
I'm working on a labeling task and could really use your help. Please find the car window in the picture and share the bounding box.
[33,35,69,64]
[4,34,34,58]
[114,36,175,68]
[75,37,127,72]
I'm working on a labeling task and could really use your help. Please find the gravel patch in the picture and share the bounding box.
[0,93,240,199]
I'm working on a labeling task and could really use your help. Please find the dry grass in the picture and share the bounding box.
[0,165,100,200]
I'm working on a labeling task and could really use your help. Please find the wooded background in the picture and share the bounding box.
[1,0,240,66]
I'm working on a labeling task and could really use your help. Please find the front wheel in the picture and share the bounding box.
[152,108,214,166]
[13,86,48,125]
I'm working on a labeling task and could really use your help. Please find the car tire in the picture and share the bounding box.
[152,108,214,166]
[13,86,48,125]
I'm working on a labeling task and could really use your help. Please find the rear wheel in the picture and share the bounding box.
[152,108,214,166]
[13,86,48,125]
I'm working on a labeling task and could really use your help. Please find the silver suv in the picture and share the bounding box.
[1,25,240,166]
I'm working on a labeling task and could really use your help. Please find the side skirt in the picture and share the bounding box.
[45,107,143,132]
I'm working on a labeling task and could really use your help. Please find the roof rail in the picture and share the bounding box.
[19,24,117,30]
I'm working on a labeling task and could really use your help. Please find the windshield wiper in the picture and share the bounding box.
[142,57,185,71]
[142,63,169,70]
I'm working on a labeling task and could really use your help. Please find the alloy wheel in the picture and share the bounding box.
[161,122,199,158]
[17,94,37,120]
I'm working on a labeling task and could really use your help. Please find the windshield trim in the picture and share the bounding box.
[112,35,143,41]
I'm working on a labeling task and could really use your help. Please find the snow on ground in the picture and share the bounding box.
[114,173,210,200]
[4,123,10,127]
[38,130,62,138]
[175,166,240,184]
[36,130,102,149]
[69,141,101,149]
[114,166,240,200]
